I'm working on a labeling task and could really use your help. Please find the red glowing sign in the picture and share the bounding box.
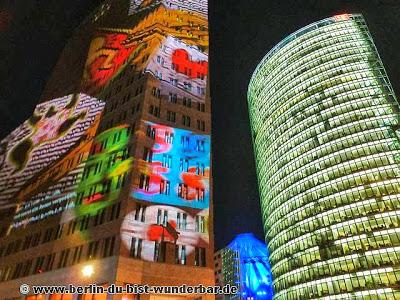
[172,49,208,79]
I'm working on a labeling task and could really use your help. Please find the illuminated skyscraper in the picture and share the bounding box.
[248,14,400,299]
[0,1,213,299]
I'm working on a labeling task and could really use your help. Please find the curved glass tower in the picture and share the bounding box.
[248,14,400,299]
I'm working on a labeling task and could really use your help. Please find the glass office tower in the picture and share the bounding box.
[248,14,400,299]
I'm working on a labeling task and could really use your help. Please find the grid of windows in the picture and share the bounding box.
[248,14,400,299]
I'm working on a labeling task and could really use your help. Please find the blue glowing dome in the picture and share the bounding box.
[228,233,273,300]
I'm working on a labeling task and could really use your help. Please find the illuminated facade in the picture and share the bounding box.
[214,234,273,300]
[0,0,213,299]
[248,14,400,299]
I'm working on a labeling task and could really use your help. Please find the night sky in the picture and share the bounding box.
[1,0,400,250]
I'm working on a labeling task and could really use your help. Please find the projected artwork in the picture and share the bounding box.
[9,94,86,172]
[144,36,208,101]
[83,0,209,98]
[0,94,104,211]
[172,49,208,79]
[132,121,210,210]
[75,125,133,217]
[11,117,101,227]
[82,32,139,95]
[128,0,208,16]
[121,205,209,261]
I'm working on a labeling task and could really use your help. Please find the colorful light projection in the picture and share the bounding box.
[132,121,210,210]
[12,116,101,228]
[82,32,139,95]
[9,94,87,172]
[0,94,104,211]
[121,204,209,261]
[74,125,133,217]
[172,49,208,79]
[145,35,208,101]
[227,234,273,300]
[128,0,208,17]
[83,1,209,98]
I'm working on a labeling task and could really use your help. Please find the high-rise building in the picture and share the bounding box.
[248,14,400,299]
[214,233,273,300]
[0,1,213,299]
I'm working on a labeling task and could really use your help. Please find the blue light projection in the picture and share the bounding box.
[132,121,210,210]
[228,233,273,300]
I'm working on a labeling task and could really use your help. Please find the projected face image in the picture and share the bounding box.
[121,205,209,261]
[133,121,210,210]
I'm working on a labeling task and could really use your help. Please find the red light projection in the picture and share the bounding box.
[333,14,350,22]
[82,33,138,95]
[139,161,169,196]
[181,166,209,200]
[172,49,208,79]
[147,220,178,242]
[152,124,173,154]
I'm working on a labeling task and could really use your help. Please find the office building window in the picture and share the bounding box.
[157,209,168,226]
[162,154,172,168]
[183,97,192,107]
[160,180,170,195]
[102,236,116,258]
[154,241,166,262]
[195,247,206,267]
[179,158,189,171]
[180,136,190,148]
[196,188,205,202]
[182,115,191,127]
[58,249,70,268]
[139,174,150,191]
[71,246,83,265]
[148,105,160,117]
[197,102,205,112]
[143,147,153,162]
[196,139,205,151]
[134,204,146,222]
[196,162,205,175]
[177,212,187,230]
[165,131,174,144]
[87,241,100,260]
[197,120,205,131]
[167,111,176,122]
[146,125,156,139]
[195,216,205,233]
[168,93,177,103]
[175,245,186,265]
[178,183,189,199]
[130,237,142,259]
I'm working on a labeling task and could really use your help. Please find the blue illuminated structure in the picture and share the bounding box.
[132,121,210,210]
[226,233,273,300]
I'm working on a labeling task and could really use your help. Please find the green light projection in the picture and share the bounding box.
[75,125,132,218]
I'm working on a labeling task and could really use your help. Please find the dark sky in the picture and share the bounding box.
[1,0,400,250]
